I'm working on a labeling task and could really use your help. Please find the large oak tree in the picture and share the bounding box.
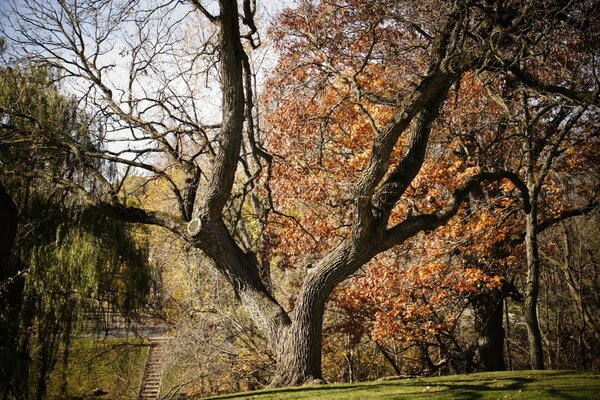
[1,0,598,386]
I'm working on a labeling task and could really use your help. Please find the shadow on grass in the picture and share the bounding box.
[212,375,537,400]
[385,376,534,400]
[210,370,600,400]
[544,387,598,400]
[210,383,383,399]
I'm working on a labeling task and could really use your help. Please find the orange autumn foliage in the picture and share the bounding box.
[263,0,600,361]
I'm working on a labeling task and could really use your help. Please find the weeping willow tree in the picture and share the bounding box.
[17,207,152,399]
[0,61,152,399]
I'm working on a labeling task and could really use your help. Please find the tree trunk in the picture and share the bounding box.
[375,340,402,375]
[0,181,17,270]
[505,298,513,370]
[559,226,600,342]
[0,181,26,400]
[270,312,326,387]
[524,202,545,369]
[471,288,507,371]
[191,0,485,387]
[269,240,374,386]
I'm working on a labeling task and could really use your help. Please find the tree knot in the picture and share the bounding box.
[187,217,203,237]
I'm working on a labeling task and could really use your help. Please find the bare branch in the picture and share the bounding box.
[189,0,218,23]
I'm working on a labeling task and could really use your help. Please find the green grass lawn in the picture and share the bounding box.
[46,337,148,399]
[207,370,600,400]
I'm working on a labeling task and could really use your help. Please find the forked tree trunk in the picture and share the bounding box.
[268,242,375,386]
[188,0,478,387]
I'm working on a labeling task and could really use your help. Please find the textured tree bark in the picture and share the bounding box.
[270,310,326,387]
[201,0,245,221]
[471,289,507,371]
[269,241,370,386]
[524,201,545,370]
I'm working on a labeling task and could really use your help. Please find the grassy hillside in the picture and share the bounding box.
[208,370,600,400]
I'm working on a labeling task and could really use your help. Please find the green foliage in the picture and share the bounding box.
[46,338,148,400]
[0,65,101,179]
[6,200,153,399]
[0,63,153,399]
[22,205,152,326]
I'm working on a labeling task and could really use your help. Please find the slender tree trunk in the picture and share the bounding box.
[524,200,545,369]
[559,227,600,342]
[375,340,402,375]
[505,298,513,370]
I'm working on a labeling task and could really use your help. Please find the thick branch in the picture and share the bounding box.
[539,203,599,233]
[353,71,459,209]
[352,3,470,234]
[188,0,218,22]
[508,65,600,106]
[535,106,586,190]
[198,0,245,221]
[184,0,290,345]
[382,170,530,250]
[507,201,600,247]
[188,219,291,343]
[93,202,187,236]
[371,85,452,219]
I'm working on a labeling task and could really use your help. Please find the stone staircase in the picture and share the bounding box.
[138,338,169,400]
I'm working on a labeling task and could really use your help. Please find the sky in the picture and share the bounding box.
[0,0,298,178]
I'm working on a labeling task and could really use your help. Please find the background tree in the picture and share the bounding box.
[538,214,600,369]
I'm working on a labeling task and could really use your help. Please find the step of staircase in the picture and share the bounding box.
[138,338,170,400]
